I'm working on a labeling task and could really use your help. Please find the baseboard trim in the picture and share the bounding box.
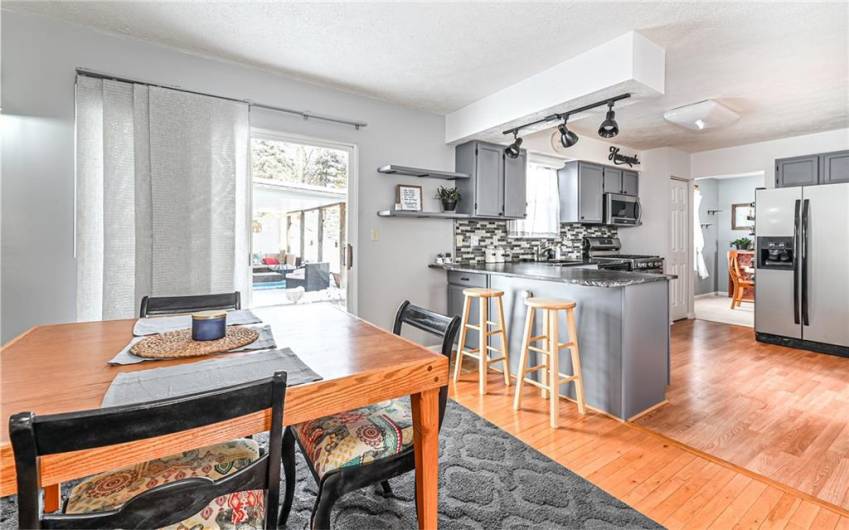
[694,291,724,299]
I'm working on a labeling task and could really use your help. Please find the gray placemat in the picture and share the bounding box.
[109,324,276,365]
[133,309,261,336]
[102,348,322,408]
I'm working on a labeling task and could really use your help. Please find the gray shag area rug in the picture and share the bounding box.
[1,400,661,529]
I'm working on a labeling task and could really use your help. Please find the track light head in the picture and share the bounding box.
[598,102,619,138]
[558,117,579,148]
[504,131,523,159]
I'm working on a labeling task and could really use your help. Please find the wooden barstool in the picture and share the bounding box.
[452,288,510,395]
[513,297,586,428]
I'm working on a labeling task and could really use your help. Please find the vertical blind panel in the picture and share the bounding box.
[101,80,138,320]
[75,76,106,322]
[75,74,249,320]
[148,87,248,296]
[133,85,153,307]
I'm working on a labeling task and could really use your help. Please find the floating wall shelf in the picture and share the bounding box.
[377,209,471,220]
[378,165,469,180]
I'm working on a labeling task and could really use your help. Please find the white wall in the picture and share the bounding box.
[691,128,849,184]
[1,10,454,343]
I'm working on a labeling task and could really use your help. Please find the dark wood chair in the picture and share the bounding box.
[10,371,290,529]
[280,301,460,529]
[139,291,241,318]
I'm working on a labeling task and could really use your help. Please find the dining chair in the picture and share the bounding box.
[10,371,290,529]
[728,250,754,309]
[139,291,241,318]
[280,301,460,529]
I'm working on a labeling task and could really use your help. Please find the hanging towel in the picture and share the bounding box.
[694,188,710,280]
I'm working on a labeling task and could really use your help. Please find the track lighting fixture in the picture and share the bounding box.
[501,93,630,148]
[598,102,619,138]
[558,117,579,148]
[504,131,523,159]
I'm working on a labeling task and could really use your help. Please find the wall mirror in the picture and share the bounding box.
[731,203,755,231]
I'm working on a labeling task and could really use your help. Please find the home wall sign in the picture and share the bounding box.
[609,146,640,167]
[395,184,423,211]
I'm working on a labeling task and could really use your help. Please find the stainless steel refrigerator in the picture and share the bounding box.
[755,182,849,356]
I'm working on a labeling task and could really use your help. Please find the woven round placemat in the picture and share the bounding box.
[130,326,259,359]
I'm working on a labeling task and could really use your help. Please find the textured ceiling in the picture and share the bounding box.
[6,1,849,152]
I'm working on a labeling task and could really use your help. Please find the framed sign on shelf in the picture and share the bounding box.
[395,184,423,211]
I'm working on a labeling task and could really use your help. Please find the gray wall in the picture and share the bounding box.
[694,179,718,295]
[693,175,762,295]
[1,10,453,343]
[715,175,761,292]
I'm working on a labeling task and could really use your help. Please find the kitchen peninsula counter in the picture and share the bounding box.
[429,261,675,287]
[431,261,672,420]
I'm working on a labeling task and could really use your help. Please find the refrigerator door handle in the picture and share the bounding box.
[793,199,801,325]
[801,198,810,326]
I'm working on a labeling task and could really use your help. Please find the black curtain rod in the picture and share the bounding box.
[76,68,368,130]
[502,93,631,136]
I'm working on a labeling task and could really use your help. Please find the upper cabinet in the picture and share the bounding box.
[559,161,640,224]
[455,141,527,219]
[821,150,849,184]
[601,167,639,196]
[776,155,819,188]
[775,150,849,188]
[558,161,605,224]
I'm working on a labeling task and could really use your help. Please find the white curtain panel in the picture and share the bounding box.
[75,76,249,322]
[508,163,560,238]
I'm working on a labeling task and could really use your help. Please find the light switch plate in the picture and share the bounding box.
[370,229,379,241]
[470,235,480,246]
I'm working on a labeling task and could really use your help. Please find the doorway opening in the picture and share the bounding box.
[249,130,356,312]
[692,173,762,328]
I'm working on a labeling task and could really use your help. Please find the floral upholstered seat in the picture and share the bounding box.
[65,439,264,530]
[292,398,414,478]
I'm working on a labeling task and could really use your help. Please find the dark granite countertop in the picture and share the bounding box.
[428,262,675,288]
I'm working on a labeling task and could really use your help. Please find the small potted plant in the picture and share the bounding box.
[436,186,461,212]
[731,237,752,250]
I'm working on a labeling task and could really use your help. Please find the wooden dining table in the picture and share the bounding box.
[0,304,447,528]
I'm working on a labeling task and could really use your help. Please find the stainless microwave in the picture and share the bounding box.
[604,193,642,226]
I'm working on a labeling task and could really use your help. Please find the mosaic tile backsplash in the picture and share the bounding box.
[453,220,618,264]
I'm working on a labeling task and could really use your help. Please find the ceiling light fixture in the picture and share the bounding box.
[501,93,630,148]
[597,102,619,138]
[558,116,579,148]
[663,99,739,131]
[504,130,523,159]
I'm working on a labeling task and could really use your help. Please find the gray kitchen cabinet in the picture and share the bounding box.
[601,167,638,196]
[622,170,639,196]
[603,167,623,194]
[821,150,849,184]
[559,161,604,224]
[503,149,528,218]
[455,140,527,219]
[775,155,819,188]
[448,283,480,347]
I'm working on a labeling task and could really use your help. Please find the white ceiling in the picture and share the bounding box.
[7,1,849,152]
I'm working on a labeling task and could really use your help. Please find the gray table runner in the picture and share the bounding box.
[102,349,322,408]
[132,309,262,336]
[109,324,277,365]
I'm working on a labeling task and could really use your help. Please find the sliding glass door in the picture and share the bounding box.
[248,131,357,312]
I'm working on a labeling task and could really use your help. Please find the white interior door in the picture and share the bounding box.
[669,178,690,320]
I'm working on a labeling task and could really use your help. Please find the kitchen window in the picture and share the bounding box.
[508,159,562,238]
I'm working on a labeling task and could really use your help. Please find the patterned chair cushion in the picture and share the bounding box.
[293,398,414,478]
[65,439,264,530]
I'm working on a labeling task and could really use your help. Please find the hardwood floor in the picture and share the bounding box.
[449,327,849,528]
[637,319,849,511]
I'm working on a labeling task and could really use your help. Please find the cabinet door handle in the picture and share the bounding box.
[460,277,470,281]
